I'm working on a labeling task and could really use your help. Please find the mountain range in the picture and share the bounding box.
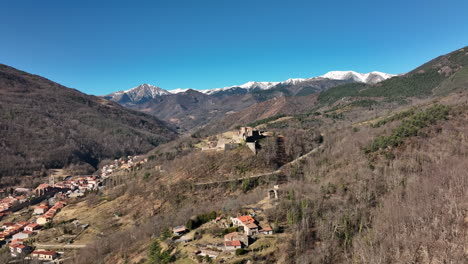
[104,71,395,103]
[103,71,395,131]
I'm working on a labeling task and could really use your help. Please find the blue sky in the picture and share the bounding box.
[1,0,468,95]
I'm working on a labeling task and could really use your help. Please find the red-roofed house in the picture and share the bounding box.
[259,225,273,235]
[24,223,40,232]
[9,243,32,257]
[224,240,242,251]
[231,215,259,236]
[224,231,249,246]
[11,238,24,245]
[2,222,15,230]
[34,204,49,215]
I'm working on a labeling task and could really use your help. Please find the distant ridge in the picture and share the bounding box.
[104,71,395,102]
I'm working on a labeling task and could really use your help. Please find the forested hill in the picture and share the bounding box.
[0,64,177,178]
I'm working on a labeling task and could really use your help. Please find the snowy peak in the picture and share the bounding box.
[237,81,280,90]
[321,71,395,84]
[125,83,171,97]
[202,81,280,95]
[201,71,394,95]
[104,83,171,104]
[170,88,190,94]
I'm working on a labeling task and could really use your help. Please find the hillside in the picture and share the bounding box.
[131,89,259,132]
[318,46,468,105]
[198,94,320,136]
[57,46,468,264]
[0,64,177,178]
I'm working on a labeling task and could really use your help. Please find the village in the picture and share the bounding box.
[0,127,285,263]
[161,185,282,263]
[0,155,148,263]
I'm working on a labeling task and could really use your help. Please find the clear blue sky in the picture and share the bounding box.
[1,0,468,95]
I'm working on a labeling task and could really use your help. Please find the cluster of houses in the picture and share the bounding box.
[9,238,59,260]
[0,221,38,242]
[54,176,100,198]
[0,200,67,260]
[35,201,67,225]
[0,155,148,261]
[0,180,81,261]
[174,212,274,260]
[100,155,147,178]
[0,195,28,216]
[0,219,59,260]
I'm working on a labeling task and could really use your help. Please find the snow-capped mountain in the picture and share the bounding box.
[170,88,190,94]
[321,71,395,84]
[201,81,280,95]
[201,71,395,95]
[104,83,171,104]
[104,71,395,102]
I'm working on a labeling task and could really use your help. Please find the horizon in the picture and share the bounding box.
[1,0,468,95]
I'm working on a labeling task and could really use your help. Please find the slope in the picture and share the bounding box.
[0,64,177,178]
[317,46,468,106]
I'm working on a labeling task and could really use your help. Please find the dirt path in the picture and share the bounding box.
[33,243,88,249]
[194,144,323,187]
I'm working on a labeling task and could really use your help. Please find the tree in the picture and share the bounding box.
[147,239,173,264]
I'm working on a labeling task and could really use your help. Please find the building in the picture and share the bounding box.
[34,204,49,215]
[2,222,15,230]
[24,223,40,232]
[36,216,52,225]
[259,225,273,235]
[172,225,187,236]
[32,250,59,260]
[34,184,53,196]
[10,238,24,245]
[198,249,220,258]
[224,240,242,251]
[231,215,259,236]
[9,243,32,257]
[12,231,34,240]
[224,231,249,246]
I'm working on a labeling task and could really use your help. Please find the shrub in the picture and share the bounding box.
[235,248,248,256]
[365,104,451,153]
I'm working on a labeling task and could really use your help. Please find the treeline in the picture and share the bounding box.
[365,104,451,153]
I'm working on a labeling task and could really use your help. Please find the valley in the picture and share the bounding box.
[0,46,467,264]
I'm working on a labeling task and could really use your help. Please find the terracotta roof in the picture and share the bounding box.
[11,238,23,244]
[236,215,255,224]
[25,223,39,229]
[9,243,20,248]
[225,240,241,247]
